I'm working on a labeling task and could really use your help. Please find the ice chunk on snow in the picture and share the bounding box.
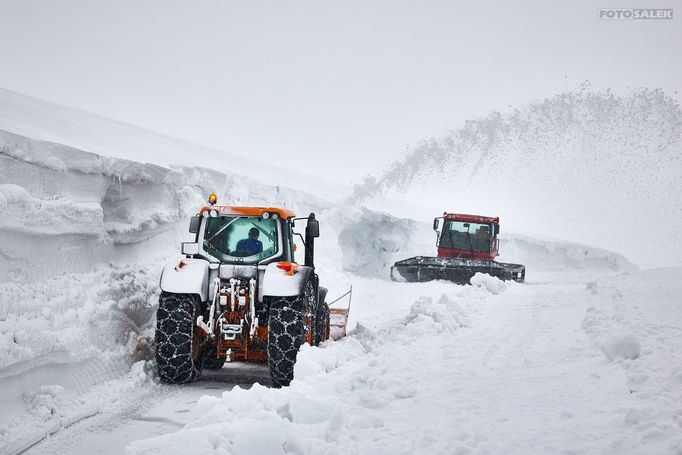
[599,334,641,361]
[470,272,507,294]
[405,294,469,333]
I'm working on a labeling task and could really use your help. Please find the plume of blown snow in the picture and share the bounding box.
[351,85,682,268]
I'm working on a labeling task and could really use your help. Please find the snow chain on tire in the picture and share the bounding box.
[267,279,316,388]
[315,300,330,345]
[155,292,204,384]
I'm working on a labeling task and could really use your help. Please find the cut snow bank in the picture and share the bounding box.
[0,129,327,282]
[337,208,433,278]
[499,233,637,273]
[0,88,349,202]
[0,183,103,236]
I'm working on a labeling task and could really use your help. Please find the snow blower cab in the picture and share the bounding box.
[155,194,344,387]
[434,213,500,260]
[390,212,525,284]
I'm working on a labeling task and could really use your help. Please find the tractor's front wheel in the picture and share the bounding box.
[267,280,316,387]
[155,292,204,384]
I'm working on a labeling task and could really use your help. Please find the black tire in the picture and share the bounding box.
[201,341,226,370]
[267,280,315,388]
[155,292,204,384]
[315,301,330,345]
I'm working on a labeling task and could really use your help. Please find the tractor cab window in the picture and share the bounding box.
[202,216,280,264]
[439,220,493,253]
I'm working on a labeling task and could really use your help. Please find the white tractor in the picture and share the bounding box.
[155,195,348,387]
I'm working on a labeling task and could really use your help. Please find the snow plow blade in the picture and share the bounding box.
[328,286,352,341]
[390,256,525,284]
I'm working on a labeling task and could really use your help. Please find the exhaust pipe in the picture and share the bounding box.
[304,212,319,268]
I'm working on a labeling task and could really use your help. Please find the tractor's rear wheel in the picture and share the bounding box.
[155,292,204,384]
[267,280,315,387]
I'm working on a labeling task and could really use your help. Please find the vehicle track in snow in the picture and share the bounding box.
[352,276,638,455]
[24,364,272,455]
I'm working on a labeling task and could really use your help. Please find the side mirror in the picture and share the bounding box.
[181,242,199,255]
[189,216,201,234]
[494,224,500,235]
[433,218,440,231]
[306,219,320,238]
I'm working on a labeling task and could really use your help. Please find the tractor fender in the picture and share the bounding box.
[260,262,314,298]
[159,258,210,301]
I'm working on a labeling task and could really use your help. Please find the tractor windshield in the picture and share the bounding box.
[202,216,280,264]
[438,220,493,253]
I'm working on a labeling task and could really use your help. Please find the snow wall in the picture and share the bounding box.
[0,129,328,282]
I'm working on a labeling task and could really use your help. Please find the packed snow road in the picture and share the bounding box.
[23,365,272,455]
[15,268,682,455]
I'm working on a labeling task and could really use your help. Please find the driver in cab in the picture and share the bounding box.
[236,227,263,255]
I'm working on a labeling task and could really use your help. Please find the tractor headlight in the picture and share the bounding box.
[202,211,210,218]
[271,213,279,220]
[209,209,219,218]
[262,212,270,219]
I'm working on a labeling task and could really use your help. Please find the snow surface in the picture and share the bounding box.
[1,125,681,454]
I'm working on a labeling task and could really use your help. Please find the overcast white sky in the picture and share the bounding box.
[0,0,680,184]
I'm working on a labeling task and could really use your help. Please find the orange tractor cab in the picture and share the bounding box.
[155,195,349,387]
[390,212,526,284]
